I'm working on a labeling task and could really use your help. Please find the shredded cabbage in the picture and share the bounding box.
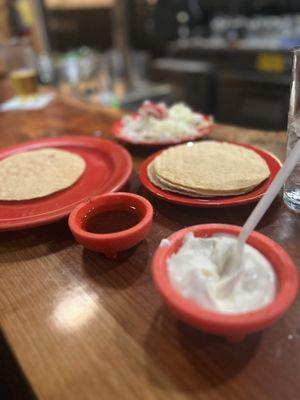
[121,103,204,142]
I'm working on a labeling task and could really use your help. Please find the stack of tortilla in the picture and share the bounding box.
[0,148,86,201]
[148,141,270,197]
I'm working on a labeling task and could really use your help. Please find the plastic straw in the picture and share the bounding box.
[236,139,300,255]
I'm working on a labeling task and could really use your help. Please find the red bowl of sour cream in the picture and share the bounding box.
[152,224,298,342]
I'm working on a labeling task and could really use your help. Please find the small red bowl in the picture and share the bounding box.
[69,192,153,256]
[152,224,299,342]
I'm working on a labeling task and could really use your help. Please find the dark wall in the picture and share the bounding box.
[129,0,300,55]
[45,1,300,54]
[47,8,113,52]
[194,0,300,15]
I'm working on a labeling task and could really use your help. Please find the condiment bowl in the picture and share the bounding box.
[69,192,153,257]
[152,224,298,342]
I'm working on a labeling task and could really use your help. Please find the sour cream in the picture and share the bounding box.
[167,233,276,314]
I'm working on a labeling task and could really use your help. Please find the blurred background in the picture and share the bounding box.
[1,0,300,129]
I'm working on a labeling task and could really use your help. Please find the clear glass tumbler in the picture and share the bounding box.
[3,38,38,97]
[283,48,300,211]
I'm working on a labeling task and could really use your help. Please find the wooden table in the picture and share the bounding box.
[0,89,299,400]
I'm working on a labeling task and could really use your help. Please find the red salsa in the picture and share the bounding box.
[84,207,140,234]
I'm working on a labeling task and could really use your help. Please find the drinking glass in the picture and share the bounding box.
[283,47,300,211]
[3,39,38,97]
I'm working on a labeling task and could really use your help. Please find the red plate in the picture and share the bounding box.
[139,142,282,208]
[112,113,213,147]
[0,136,132,231]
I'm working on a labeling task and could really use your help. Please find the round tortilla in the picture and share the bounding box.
[149,141,270,197]
[0,148,86,201]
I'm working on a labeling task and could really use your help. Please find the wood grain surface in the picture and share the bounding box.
[0,82,299,400]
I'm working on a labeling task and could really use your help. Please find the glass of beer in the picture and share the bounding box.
[4,39,38,97]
